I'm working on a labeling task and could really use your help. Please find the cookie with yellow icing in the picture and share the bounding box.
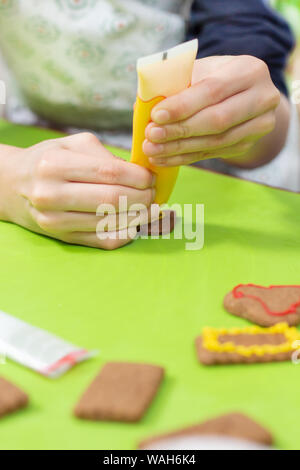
[196,323,300,365]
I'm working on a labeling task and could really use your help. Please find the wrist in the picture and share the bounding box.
[0,144,21,221]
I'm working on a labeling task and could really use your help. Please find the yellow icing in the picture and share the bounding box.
[131,96,179,205]
[202,323,300,357]
[131,40,198,205]
[137,48,197,102]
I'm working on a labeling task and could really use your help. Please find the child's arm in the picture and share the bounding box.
[0,134,155,250]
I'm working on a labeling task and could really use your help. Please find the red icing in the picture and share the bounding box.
[232,284,300,317]
[43,349,88,375]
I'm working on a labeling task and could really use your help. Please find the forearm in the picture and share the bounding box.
[0,144,20,221]
[226,94,290,169]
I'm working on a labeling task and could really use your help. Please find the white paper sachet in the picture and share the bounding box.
[0,310,96,378]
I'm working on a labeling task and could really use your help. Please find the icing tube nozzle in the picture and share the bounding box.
[131,39,198,205]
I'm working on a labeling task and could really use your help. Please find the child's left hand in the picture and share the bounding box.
[143,55,280,166]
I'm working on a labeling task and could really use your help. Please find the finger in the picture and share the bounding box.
[29,207,101,233]
[144,111,276,158]
[96,206,161,232]
[151,56,267,124]
[28,207,154,233]
[202,141,255,160]
[30,182,155,213]
[40,148,155,190]
[146,86,279,143]
[149,140,254,167]
[63,184,155,213]
[62,229,136,251]
[97,207,156,232]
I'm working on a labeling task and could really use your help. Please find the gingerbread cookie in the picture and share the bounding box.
[139,210,176,237]
[74,362,164,422]
[195,323,300,365]
[0,377,29,418]
[224,284,300,326]
[138,412,273,449]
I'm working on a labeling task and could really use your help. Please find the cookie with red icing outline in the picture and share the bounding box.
[224,284,300,327]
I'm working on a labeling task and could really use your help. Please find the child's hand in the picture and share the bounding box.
[1,133,155,250]
[143,55,280,166]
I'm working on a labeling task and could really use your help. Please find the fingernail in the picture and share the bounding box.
[143,140,164,156]
[152,174,157,187]
[152,109,170,124]
[149,127,166,142]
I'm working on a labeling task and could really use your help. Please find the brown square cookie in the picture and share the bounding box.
[224,284,300,326]
[0,377,29,418]
[138,412,273,449]
[195,323,300,365]
[74,362,164,422]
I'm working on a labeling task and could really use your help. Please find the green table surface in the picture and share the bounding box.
[0,119,300,450]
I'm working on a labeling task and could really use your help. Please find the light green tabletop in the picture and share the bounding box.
[0,119,300,450]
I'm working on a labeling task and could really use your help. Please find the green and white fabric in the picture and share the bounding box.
[0,0,187,129]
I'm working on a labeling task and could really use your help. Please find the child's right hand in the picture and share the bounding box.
[0,133,155,250]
